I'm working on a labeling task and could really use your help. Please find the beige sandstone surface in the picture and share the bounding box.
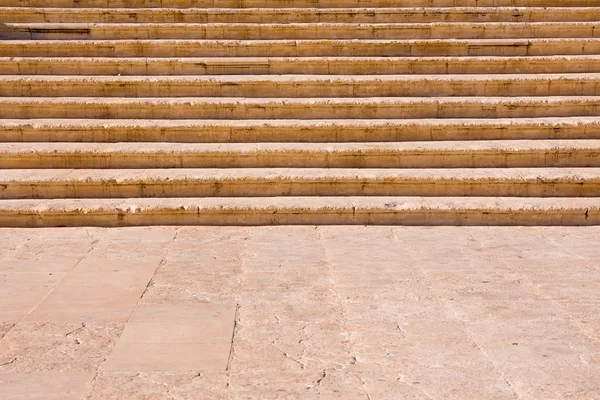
[1,3,600,226]
[1,226,600,399]
[1,2,600,397]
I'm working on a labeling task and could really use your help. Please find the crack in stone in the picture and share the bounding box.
[138,258,165,302]
[0,324,15,340]
[65,322,86,345]
[395,323,408,340]
[462,322,521,398]
[315,369,327,386]
[226,304,240,372]
[350,371,372,400]
[273,313,282,328]
[64,323,86,337]
[315,227,350,339]
[137,373,181,400]
[172,227,181,241]
[0,357,17,368]
[281,348,306,370]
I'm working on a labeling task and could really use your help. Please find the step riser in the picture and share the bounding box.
[2,39,599,57]
[4,57,600,76]
[2,180,599,199]
[1,150,598,168]
[4,120,599,142]
[2,0,594,8]
[3,99,600,119]
[3,77,600,97]
[3,23,600,40]
[3,8,600,23]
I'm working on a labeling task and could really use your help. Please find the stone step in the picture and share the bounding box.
[1,168,599,199]
[3,117,599,143]
[0,168,600,198]
[4,56,600,76]
[1,140,599,168]
[2,97,600,119]
[3,7,599,23]
[0,196,597,227]
[1,0,594,8]
[1,141,598,168]
[3,22,599,40]
[3,74,600,97]
[2,38,599,57]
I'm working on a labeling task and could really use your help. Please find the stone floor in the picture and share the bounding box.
[0,225,599,399]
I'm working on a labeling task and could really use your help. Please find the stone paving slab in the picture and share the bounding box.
[0,226,599,399]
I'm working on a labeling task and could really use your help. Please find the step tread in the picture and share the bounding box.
[5,96,600,103]
[5,38,599,43]
[6,73,600,82]
[3,96,598,119]
[1,0,596,8]
[3,7,597,11]
[2,140,600,153]
[5,56,600,75]
[3,38,597,57]
[2,196,597,211]
[7,21,600,26]
[3,168,599,183]
[2,118,598,143]
[2,117,599,128]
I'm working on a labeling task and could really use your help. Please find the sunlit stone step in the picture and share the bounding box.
[0,141,599,168]
[2,97,600,119]
[4,56,600,76]
[1,168,599,199]
[2,22,600,40]
[0,196,598,227]
[2,7,599,24]
[1,0,594,8]
[2,118,599,143]
[3,39,600,57]
[3,74,600,97]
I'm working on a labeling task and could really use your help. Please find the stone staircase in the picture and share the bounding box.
[0,0,599,226]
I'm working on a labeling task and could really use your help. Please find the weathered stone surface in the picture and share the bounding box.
[0,322,123,372]
[0,324,14,341]
[0,371,95,400]
[0,226,598,398]
[85,371,229,400]
[1,0,600,396]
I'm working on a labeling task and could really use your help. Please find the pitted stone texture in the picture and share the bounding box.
[0,226,598,399]
[0,324,14,340]
[0,322,123,372]
[84,371,229,400]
